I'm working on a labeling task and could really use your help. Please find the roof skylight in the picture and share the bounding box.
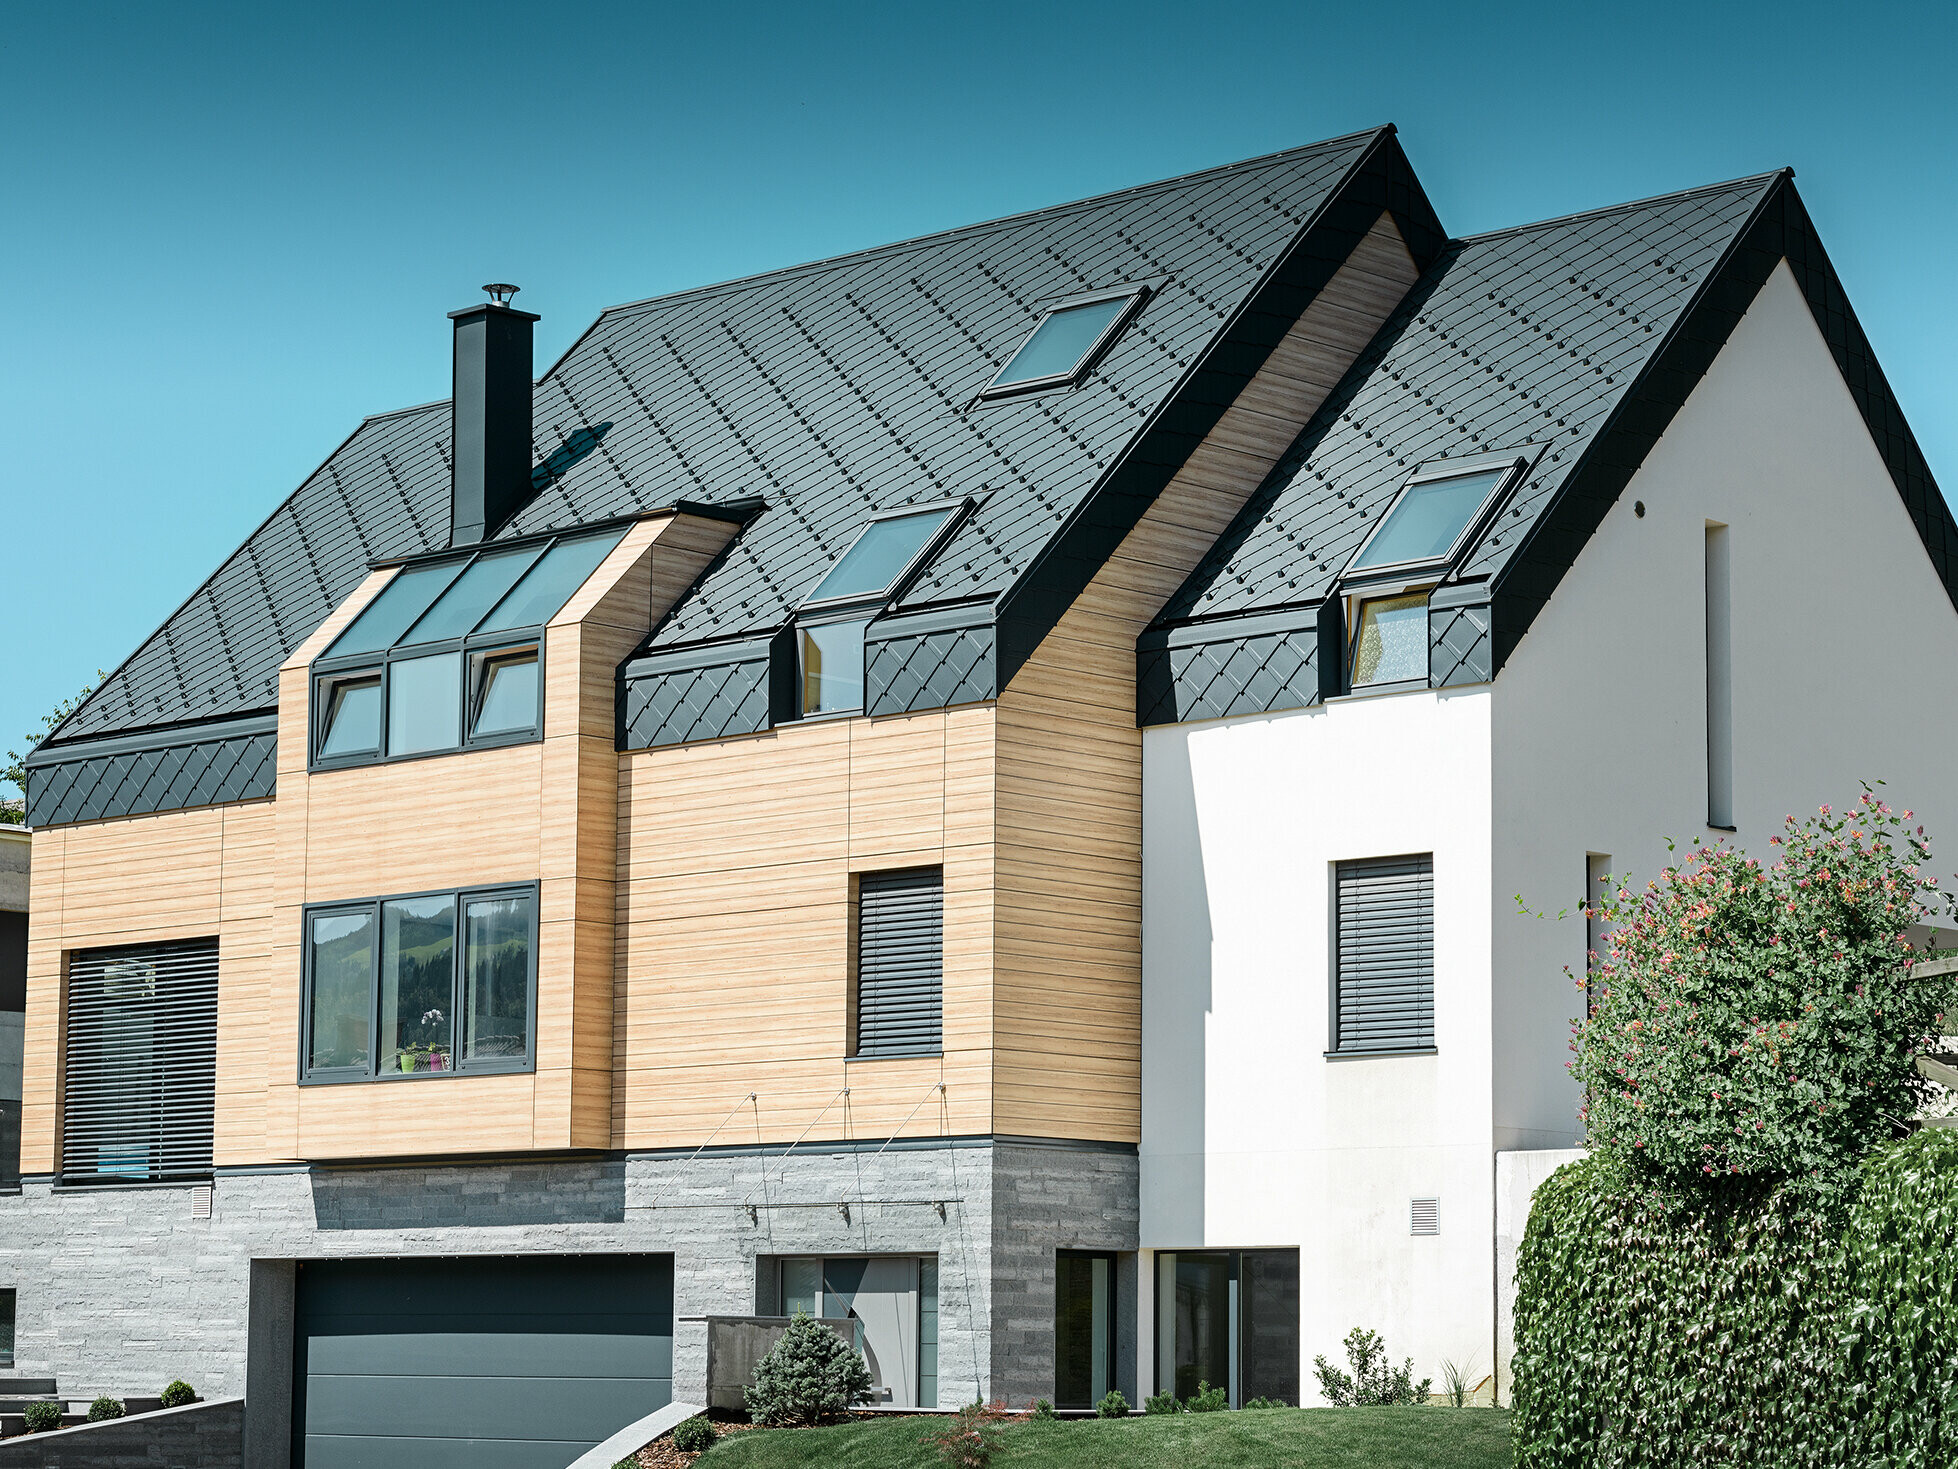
[804,505,961,606]
[1348,460,1520,575]
[983,290,1144,396]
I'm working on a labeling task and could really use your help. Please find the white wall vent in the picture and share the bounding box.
[192,1184,213,1219]
[1410,1197,1440,1235]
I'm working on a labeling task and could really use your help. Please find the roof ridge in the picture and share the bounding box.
[1455,168,1789,244]
[590,127,1394,323]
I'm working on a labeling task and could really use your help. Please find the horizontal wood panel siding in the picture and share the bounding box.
[61,938,218,1181]
[1334,854,1435,1052]
[991,215,1419,1140]
[855,868,944,1058]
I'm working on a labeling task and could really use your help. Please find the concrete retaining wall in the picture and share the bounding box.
[0,1397,242,1468]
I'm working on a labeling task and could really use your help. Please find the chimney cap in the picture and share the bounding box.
[482,283,522,306]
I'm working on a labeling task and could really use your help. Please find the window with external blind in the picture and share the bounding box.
[1332,855,1435,1054]
[61,938,218,1183]
[855,868,943,1058]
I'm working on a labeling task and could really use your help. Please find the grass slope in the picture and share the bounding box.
[706,1407,1512,1469]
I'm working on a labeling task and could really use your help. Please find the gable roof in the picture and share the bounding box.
[1140,170,1958,725]
[51,126,1438,748]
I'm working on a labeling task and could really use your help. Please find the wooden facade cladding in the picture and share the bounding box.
[19,217,1418,1168]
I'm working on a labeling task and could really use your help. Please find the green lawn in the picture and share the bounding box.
[704,1407,1512,1468]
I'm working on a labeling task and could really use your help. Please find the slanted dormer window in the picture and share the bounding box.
[311,527,623,769]
[979,287,1148,399]
[794,501,968,717]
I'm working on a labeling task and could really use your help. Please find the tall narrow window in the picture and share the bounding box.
[855,868,944,1057]
[1585,854,1612,1022]
[1331,855,1435,1055]
[0,1288,14,1369]
[1056,1251,1115,1409]
[461,892,535,1064]
[61,939,218,1183]
[1705,523,1733,828]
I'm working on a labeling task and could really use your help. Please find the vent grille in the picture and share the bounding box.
[1334,855,1435,1052]
[61,939,218,1183]
[856,868,944,1058]
[1411,1197,1440,1236]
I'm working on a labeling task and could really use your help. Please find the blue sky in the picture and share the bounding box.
[4,0,1953,792]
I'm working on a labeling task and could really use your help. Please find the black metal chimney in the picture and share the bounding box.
[448,287,540,546]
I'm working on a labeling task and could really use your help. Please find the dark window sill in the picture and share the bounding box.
[1324,1047,1439,1061]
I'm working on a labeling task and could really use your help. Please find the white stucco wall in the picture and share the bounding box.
[1491,260,1958,1148]
[1140,686,1495,1398]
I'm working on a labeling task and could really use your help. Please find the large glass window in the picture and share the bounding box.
[806,508,960,606]
[1349,463,1514,574]
[800,618,868,716]
[303,885,535,1082]
[1056,1251,1115,1409]
[311,528,624,769]
[1348,592,1430,686]
[386,652,462,755]
[1155,1249,1300,1407]
[985,292,1142,395]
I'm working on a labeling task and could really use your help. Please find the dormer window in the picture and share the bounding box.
[980,288,1147,399]
[794,501,969,716]
[1348,591,1432,687]
[310,527,623,769]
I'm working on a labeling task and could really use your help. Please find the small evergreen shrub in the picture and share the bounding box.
[1185,1379,1228,1412]
[159,1379,196,1408]
[922,1399,1009,1468]
[671,1414,717,1453]
[1030,1397,1055,1420]
[1242,1395,1287,1409]
[1143,1389,1183,1414]
[22,1400,60,1432]
[743,1313,873,1427]
[1096,1388,1130,1417]
[1312,1328,1431,1406]
[87,1396,126,1421]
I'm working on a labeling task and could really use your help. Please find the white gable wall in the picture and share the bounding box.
[1140,686,1495,1398]
[1491,260,1958,1149]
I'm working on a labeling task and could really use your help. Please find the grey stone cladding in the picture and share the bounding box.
[0,1137,1136,1409]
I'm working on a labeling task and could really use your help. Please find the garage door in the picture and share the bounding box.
[294,1254,673,1469]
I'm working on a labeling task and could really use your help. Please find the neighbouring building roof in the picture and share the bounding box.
[49,126,1426,746]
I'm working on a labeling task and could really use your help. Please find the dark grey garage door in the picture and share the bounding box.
[295,1254,673,1469]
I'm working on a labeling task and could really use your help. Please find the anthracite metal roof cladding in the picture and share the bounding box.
[53,131,1383,744]
[1155,175,1779,627]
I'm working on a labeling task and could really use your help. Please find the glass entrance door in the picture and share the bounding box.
[1155,1249,1300,1406]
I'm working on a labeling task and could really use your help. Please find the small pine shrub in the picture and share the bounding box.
[744,1313,874,1427]
[1186,1379,1228,1412]
[1030,1397,1055,1420]
[87,1396,126,1421]
[1242,1396,1287,1409]
[612,1460,637,1469]
[671,1414,717,1453]
[22,1401,60,1432]
[922,1399,1009,1469]
[1313,1328,1431,1406]
[1096,1388,1129,1418]
[159,1379,196,1408]
[1143,1389,1183,1414]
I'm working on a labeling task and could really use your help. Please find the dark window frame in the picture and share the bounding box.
[298,882,540,1085]
[851,866,945,1060]
[1339,449,1531,584]
[1327,853,1437,1059]
[308,527,624,772]
[789,498,972,719]
[1054,1248,1118,1409]
[976,284,1151,402]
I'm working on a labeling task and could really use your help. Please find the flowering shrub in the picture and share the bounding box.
[1572,793,1954,1196]
[922,1399,1011,1469]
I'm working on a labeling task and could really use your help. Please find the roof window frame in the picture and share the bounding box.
[975,284,1152,402]
[795,496,973,615]
[1337,448,1538,588]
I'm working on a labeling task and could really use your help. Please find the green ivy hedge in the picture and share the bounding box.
[1513,1129,1958,1469]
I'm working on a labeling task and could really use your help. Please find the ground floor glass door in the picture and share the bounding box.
[1155,1249,1300,1406]
[1054,1251,1115,1408]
